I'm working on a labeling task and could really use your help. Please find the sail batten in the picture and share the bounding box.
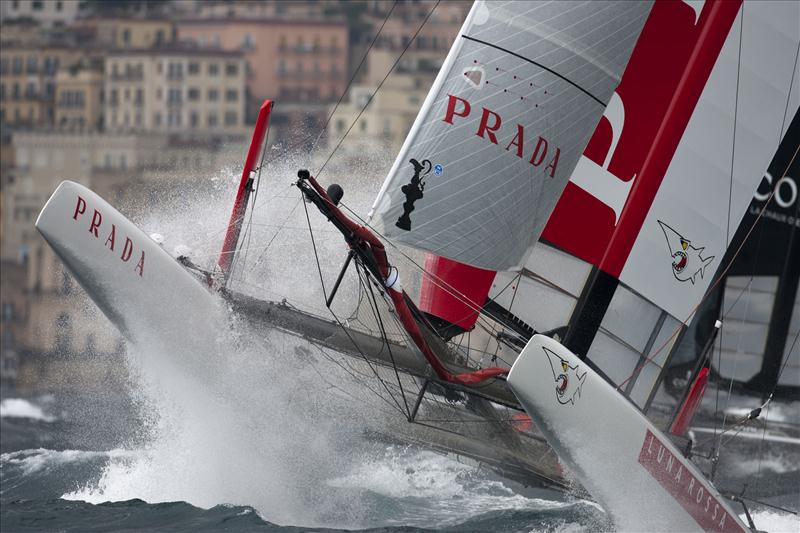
[370,0,652,271]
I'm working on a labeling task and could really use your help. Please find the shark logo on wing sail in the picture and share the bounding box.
[543,347,587,405]
[658,221,715,284]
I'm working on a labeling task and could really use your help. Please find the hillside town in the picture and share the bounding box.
[0,0,470,391]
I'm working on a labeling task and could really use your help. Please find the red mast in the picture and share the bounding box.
[218,99,273,283]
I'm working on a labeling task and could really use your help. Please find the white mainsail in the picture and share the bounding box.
[369,0,651,271]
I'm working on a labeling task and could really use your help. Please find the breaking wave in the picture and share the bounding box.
[1,398,56,422]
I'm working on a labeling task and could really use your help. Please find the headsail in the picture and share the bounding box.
[369,0,651,271]
[416,0,800,414]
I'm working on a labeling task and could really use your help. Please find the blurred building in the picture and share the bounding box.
[0,42,86,128]
[54,56,105,131]
[325,1,468,155]
[0,0,84,28]
[177,17,348,147]
[104,47,247,136]
[71,17,176,49]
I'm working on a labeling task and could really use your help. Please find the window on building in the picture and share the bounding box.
[278,59,286,74]
[12,83,20,100]
[224,111,237,126]
[279,35,287,50]
[155,29,165,46]
[187,87,200,101]
[208,112,218,127]
[167,88,182,104]
[225,89,238,102]
[190,111,198,128]
[0,84,5,101]
[167,62,183,79]
[12,57,22,75]
[154,112,162,126]
[208,63,219,76]
[188,62,199,75]
[207,88,218,101]
[135,88,143,105]
[0,59,7,74]
[32,1,44,11]
[225,63,238,76]
[26,56,37,74]
[122,29,131,45]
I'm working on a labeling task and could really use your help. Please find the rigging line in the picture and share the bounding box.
[251,195,303,270]
[309,340,407,417]
[316,0,442,178]
[754,329,800,492]
[330,306,410,416]
[359,260,412,418]
[299,209,409,415]
[778,39,800,141]
[310,0,399,154]
[716,9,745,451]
[302,190,328,301]
[615,142,800,392]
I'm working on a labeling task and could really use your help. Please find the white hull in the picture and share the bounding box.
[35,181,225,364]
[507,335,748,532]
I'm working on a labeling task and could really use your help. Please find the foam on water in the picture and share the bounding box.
[0,398,56,422]
[745,510,800,533]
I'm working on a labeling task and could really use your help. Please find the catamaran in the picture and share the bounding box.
[35,1,799,531]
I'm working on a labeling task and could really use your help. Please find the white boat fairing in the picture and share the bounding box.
[507,334,748,533]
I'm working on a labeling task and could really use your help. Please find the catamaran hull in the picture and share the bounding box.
[507,334,748,533]
[35,181,225,364]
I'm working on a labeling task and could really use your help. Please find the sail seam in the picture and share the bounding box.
[460,34,604,106]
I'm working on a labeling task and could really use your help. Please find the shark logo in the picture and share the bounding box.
[658,221,715,284]
[543,347,586,405]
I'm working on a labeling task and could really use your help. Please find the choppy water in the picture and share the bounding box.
[2,388,798,532]
[1,394,612,532]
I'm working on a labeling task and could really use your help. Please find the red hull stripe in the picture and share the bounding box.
[639,429,745,533]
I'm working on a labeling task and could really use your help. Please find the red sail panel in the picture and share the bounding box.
[541,0,740,273]
[419,255,495,331]
[218,99,273,279]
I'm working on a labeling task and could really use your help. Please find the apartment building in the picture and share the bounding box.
[0,0,83,28]
[104,47,246,135]
[176,19,348,104]
[54,57,104,131]
[0,43,84,127]
[71,17,176,49]
[326,73,428,156]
